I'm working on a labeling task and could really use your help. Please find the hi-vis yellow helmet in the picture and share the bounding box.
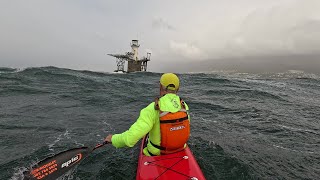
[160,73,180,91]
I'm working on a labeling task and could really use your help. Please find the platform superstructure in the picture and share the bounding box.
[108,40,151,73]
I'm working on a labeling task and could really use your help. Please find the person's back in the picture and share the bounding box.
[105,73,190,156]
[144,92,190,156]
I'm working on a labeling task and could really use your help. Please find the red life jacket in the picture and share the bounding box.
[151,97,190,154]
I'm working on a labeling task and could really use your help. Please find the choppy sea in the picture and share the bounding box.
[0,66,319,180]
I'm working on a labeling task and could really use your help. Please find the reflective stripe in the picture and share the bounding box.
[159,112,169,117]
[147,149,156,156]
[150,140,166,150]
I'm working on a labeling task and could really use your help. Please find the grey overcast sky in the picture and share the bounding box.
[0,0,320,72]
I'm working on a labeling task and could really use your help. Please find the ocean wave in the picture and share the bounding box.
[1,66,319,180]
[237,89,287,101]
[188,100,233,112]
[0,67,17,73]
[0,85,49,95]
[189,137,254,179]
[0,124,65,132]
[47,130,71,152]
[277,125,320,135]
[204,88,288,102]
[272,144,315,154]
[0,67,26,74]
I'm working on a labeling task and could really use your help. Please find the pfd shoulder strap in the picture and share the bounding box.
[154,97,160,110]
[180,98,186,109]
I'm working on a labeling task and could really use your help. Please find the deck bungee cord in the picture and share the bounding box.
[144,156,198,180]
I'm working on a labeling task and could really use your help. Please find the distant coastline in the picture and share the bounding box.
[157,54,320,74]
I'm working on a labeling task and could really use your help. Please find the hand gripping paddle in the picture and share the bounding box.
[23,141,109,180]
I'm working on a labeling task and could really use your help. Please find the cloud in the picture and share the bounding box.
[222,0,320,58]
[169,41,207,59]
[152,17,176,31]
[94,32,107,40]
[287,19,320,53]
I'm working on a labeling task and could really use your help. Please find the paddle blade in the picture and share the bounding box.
[24,147,90,180]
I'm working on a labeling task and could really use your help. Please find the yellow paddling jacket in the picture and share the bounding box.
[111,93,190,156]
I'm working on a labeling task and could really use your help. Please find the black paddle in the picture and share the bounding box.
[23,141,109,180]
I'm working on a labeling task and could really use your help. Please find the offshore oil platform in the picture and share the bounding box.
[108,40,151,73]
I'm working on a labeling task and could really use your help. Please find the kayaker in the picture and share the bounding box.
[104,73,190,156]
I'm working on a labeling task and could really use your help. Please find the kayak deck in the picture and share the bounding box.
[136,136,206,180]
